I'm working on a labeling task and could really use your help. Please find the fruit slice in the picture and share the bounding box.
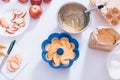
[6,28,16,34]
[69,43,75,50]
[15,55,22,65]
[13,10,23,16]
[61,59,69,65]
[8,55,17,63]
[52,38,62,47]
[7,62,16,72]
[61,51,75,60]
[0,43,6,49]
[0,18,9,28]
[46,52,55,60]
[60,37,71,49]
[52,53,60,66]
[10,61,20,70]
[19,21,26,27]
[15,18,24,24]
[0,51,5,56]
[19,12,26,18]
[7,54,22,72]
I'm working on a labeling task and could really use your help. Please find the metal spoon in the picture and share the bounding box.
[84,5,104,13]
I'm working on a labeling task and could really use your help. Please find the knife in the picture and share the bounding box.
[0,40,16,71]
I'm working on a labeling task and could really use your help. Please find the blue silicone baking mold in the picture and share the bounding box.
[41,33,79,69]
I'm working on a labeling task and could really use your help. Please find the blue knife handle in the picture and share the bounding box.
[7,40,16,55]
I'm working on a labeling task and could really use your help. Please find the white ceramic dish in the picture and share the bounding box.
[0,2,30,37]
[106,52,120,79]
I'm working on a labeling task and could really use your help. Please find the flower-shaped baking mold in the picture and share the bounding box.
[41,33,79,69]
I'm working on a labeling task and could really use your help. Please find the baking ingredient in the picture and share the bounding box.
[18,0,28,3]
[30,0,42,5]
[45,37,76,66]
[0,43,6,56]
[0,10,26,34]
[29,5,42,19]
[89,27,120,51]
[7,54,22,72]
[43,0,51,3]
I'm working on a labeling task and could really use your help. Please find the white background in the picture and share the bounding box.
[0,0,120,80]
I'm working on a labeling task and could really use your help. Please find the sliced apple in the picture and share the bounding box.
[0,51,5,56]
[46,52,55,60]
[10,61,20,70]
[0,43,6,49]
[19,12,26,18]
[61,59,69,65]
[60,37,71,49]
[19,21,26,27]
[51,38,62,47]
[0,18,9,28]
[15,55,22,65]
[13,10,23,16]
[7,62,16,72]
[52,53,60,66]
[45,44,51,51]
[61,51,75,60]
[15,18,24,24]
[6,28,16,34]
[8,55,18,63]
[69,43,75,50]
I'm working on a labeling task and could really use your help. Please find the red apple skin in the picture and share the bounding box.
[30,0,42,5]
[18,0,28,3]
[29,5,42,19]
[43,0,51,3]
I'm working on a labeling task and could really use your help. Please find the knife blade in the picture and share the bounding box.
[0,40,16,71]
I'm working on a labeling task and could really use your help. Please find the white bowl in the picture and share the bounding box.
[106,52,120,79]
[0,2,30,37]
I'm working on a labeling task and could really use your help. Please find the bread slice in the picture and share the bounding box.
[89,27,120,51]
[90,0,120,26]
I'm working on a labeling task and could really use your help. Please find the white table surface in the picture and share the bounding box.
[0,0,120,80]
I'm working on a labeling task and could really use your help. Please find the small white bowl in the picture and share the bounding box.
[106,52,120,79]
[57,2,90,34]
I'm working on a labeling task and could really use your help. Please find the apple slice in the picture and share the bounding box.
[19,21,26,27]
[52,53,60,66]
[70,43,75,50]
[13,10,23,16]
[0,51,5,56]
[0,18,9,28]
[7,62,16,72]
[0,43,6,49]
[6,28,16,34]
[61,51,75,60]
[8,55,18,63]
[60,37,71,49]
[60,59,69,65]
[19,12,26,18]
[46,52,55,60]
[15,18,24,24]
[10,61,20,70]
[15,55,22,65]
